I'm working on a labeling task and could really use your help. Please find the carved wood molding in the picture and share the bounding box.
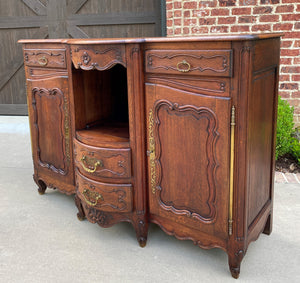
[153,99,219,223]
[83,205,131,228]
[234,44,253,240]
[71,46,126,70]
[151,219,226,251]
[33,174,74,195]
[147,53,229,73]
[73,143,131,179]
[90,186,127,211]
[147,76,227,95]
[146,50,232,76]
[77,179,132,212]
[24,49,66,68]
[85,206,114,226]
[29,68,68,78]
[75,151,129,178]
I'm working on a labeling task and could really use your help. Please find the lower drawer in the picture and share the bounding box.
[76,170,133,213]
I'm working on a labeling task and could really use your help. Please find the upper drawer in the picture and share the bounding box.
[71,44,126,70]
[24,49,66,68]
[74,139,131,181]
[145,49,232,77]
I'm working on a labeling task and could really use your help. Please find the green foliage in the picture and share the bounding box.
[276,96,295,160]
[291,135,300,164]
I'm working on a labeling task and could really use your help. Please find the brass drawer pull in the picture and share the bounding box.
[38,56,48,66]
[82,189,103,206]
[177,60,191,73]
[81,155,103,173]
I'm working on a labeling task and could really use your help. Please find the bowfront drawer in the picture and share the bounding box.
[145,49,232,77]
[71,44,126,70]
[24,49,66,68]
[76,170,132,213]
[74,139,131,181]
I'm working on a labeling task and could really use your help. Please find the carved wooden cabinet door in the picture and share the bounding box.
[26,76,74,189]
[146,83,231,240]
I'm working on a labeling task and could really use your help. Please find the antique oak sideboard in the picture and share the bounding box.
[19,34,281,278]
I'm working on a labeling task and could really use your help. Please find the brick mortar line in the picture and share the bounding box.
[172,4,298,10]
[171,21,299,27]
[170,6,299,20]
[170,29,298,34]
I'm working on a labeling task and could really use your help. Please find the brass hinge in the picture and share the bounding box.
[229,106,236,236]
[148,109,156,194]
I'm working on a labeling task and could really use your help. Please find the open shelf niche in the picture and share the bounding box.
[72,64,129,146]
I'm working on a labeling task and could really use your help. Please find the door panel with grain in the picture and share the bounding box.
[27,75,74,193]
[146,83,231,239]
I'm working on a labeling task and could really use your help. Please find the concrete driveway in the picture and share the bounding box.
[0,116,299,283]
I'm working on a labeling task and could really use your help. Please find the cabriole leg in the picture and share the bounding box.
[228,250,244,279]
[135,219,148,248]
[33,175,47,195]
[75,194,85,221]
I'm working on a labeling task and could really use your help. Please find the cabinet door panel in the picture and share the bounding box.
[33,87,66,172]
[146,83,231,237]
[27,76,73,186]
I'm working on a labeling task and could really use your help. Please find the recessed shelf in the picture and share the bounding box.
[76,123,130,148]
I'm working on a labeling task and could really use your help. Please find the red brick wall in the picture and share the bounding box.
[166,0,300,126]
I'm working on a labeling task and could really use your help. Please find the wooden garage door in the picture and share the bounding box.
[0,0,165,115]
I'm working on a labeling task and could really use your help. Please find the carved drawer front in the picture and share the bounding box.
[71,44,126,70]
[145,49,232,77]
[74,139,131,181]
[24,49,66,69]
[76,170,133,213]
